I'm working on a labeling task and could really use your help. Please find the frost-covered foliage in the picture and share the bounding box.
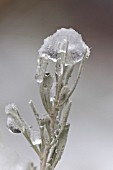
[5,28,90,170]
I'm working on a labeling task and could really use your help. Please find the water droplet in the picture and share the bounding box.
[6,115,21,134]
[30,129,42,145]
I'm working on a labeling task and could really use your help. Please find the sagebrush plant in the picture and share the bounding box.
[5,28,90,170]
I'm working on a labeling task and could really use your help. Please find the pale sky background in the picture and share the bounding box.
[0,0,113,170]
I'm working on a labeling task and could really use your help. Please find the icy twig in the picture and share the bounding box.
[68,53,87,98]
[5,28,90,170]
[29,100,40,126]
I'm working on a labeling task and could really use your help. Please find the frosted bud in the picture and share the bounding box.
[5,103,25,134]
[5,103,19,115]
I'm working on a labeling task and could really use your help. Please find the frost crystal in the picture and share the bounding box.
[38,28,90,65]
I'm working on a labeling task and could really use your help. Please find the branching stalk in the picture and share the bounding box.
[5,28,90,170]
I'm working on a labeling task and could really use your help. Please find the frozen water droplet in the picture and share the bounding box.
[55,58,63,76]
[30,130,42,145]
[7,115,21,134]
[35,55,48,83]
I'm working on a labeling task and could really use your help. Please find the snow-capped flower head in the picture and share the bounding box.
[39,28,90,64]
[35,28,90,83]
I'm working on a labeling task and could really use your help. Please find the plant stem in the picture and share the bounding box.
[68,55,86,98]
[40,145,50,170]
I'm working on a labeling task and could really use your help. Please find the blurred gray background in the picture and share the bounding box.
[0,0,113,169]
